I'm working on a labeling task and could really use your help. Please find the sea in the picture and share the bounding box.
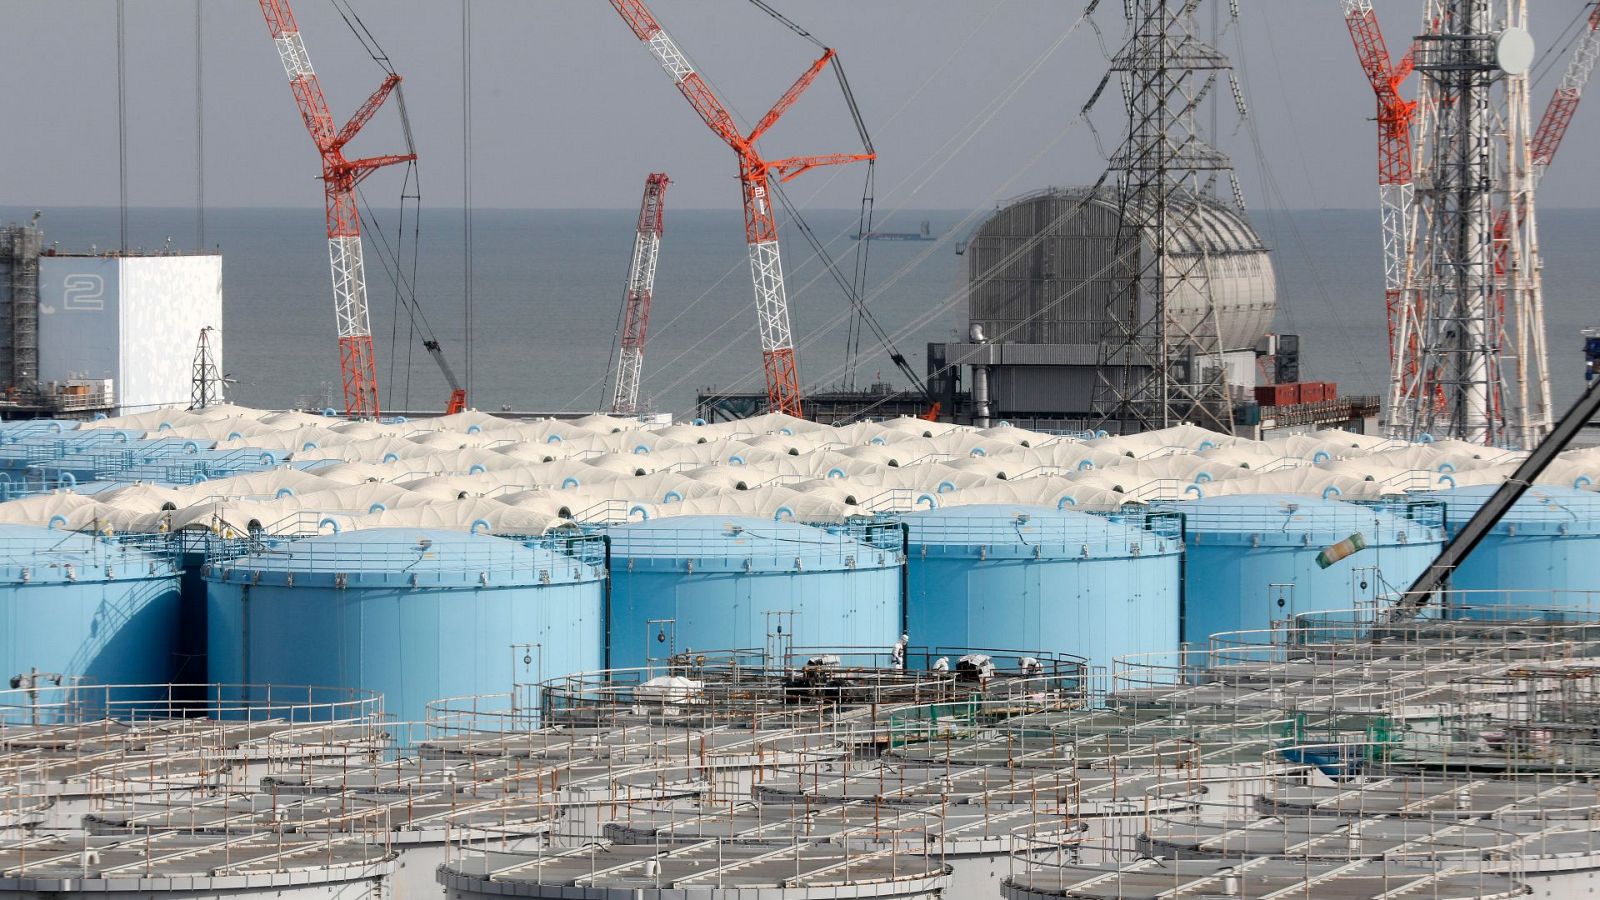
[4,204,1597,419]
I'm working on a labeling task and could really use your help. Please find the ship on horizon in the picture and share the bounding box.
[853,219,936,241]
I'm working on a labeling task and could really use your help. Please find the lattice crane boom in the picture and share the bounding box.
[607,0,873,417]
[1342,0,1424,430]
[610,173,671,416]
[258,0,414,419]
[1531,4,1600,177]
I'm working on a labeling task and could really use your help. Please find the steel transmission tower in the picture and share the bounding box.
[189,327,225,410]
[1399,1,1551,447]
[1091,0,1247,435]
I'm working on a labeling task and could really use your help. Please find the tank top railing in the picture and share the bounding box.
[202,526,607,574]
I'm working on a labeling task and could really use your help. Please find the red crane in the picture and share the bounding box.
[610,173,671,416]
[1531,4,1600,178]
[1342,0,1424,419]
[258,0,414,419]
[608,0,874,418]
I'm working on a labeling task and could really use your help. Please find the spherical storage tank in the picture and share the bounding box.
[1170,495,1443,643]
[606,516,902,669]
[1418,485,1600,611]
[206,528,604,724]
[0,524,180,687]
[904,504,1181,669]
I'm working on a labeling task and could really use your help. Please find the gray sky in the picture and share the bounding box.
[5,1,1600,211]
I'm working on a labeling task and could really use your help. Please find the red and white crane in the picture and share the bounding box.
[258,0,414,419]
[610,173,671,417]
[1342,0,1425,429]
[1531,4,1600,181]
[607,0,874,418]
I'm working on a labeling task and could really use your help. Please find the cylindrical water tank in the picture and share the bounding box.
[1418,485,1600,611]
[205,528,605,724]
[1169,495,1443,643]
[606,515,903,669]
[0,525,180,686]
[904,504,1181,669]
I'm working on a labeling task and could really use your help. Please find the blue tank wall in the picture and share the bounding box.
[205,529,604,724]
[0,526,180,686]
[904,505,1181,670]
[1170,495,1444,644]
[606,516,904,669]
[1419,485,1600,613]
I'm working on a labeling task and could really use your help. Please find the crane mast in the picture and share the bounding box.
[607,0,873,418]
[258,0,414,419]
[610,173,670,417]
[1342,0,1426,436]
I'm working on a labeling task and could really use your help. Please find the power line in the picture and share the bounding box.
[195,0,205,251]
[462,0,474,402]
[116,0,128,253]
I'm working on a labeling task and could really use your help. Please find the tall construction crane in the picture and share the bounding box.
[1530,4,1600,181]
[607,0,875,418]
[1342,0,1424,433]
[258,0,414,419]
[610,173,670,417]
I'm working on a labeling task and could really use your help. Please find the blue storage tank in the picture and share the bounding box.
[1417,485,1600,611]
[0,525,180,685]
[1168,495,1444,644]
[606,516,903,669]
[205,528,605,724]
[904,504,1182,671]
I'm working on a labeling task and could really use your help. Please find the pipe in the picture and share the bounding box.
[969,322,992,428]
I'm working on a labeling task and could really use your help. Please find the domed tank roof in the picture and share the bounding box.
[608,515,900,574]
[964,186,1275,351]
[905,503,1180,560]
[205,527,602,588]
[1167,494,1441,546]
[0,524,173,584]
[1420,485,1600,535]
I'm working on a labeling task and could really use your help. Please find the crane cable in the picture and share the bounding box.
[646,2,1097,410]
[331,0,439,411]
[738,3,909,397]
[564,0,1080,413]
[558,0,1016,411]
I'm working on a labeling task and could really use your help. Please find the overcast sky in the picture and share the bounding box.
[5,1,1599,212]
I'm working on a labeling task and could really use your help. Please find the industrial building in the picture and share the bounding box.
[700,188,1378,436]
[0,220,221,419]
[939,188,1277,425]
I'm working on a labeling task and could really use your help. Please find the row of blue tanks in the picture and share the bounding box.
[3,487,1599,723]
